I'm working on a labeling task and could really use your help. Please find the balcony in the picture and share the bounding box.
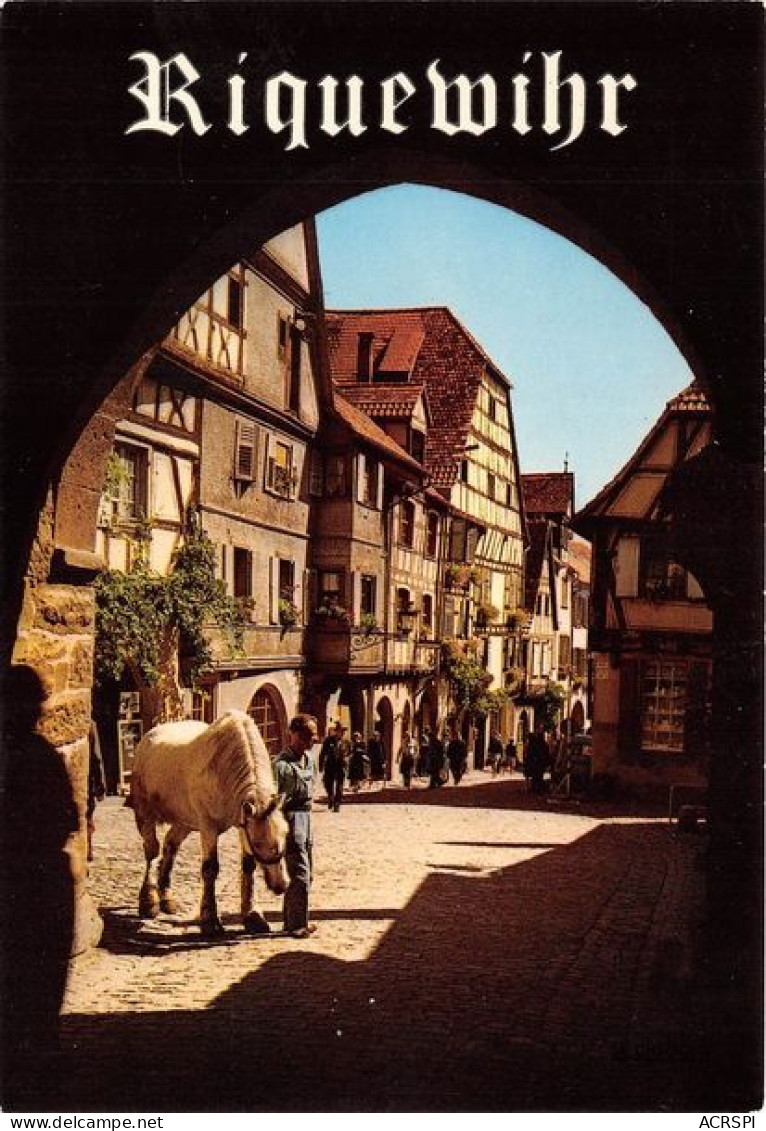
[205,623,305,670]
[306,620,385,671]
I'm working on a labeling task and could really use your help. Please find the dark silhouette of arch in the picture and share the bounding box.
[1,666,78,1080]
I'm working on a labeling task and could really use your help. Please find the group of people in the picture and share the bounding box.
[317,721,387,812]
[396,725,473,789]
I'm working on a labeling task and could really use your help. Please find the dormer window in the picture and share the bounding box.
[357,333,374,382]
[410,428,426,465]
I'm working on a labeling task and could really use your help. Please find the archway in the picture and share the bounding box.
[247,684,288,760]
[570,701,585,736]
[375,696,395,777]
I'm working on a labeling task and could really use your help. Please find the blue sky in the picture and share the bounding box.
[316,184,693,510]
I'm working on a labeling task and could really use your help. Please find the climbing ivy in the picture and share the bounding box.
[94,508,243,720]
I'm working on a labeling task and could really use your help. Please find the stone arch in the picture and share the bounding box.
[247,683,288,761]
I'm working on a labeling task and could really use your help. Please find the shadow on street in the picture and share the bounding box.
[6,821,761,1113]
[338,777,670,819]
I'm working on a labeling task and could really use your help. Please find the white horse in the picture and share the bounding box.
[127,710,288,936]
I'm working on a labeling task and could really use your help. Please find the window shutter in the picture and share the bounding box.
[351,571,362,622]
[356,453,366,502]
[309,449,324,496]
[376,463,385,510]
[219,544,228,588]
[234,419,257,481]
[269,557,280,624]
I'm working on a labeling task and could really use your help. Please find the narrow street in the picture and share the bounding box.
[10,773,751,1112]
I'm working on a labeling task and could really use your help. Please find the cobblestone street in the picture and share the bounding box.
[7,773,758,1112]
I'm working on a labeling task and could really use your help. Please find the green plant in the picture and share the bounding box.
[314,600,349,624]
[539,681,567,729]
[475,602,500,625]
[358,612,379,635]
[278,598,299,628]
[94,507,243,722]
[445,563,469,589]
[440,638,493,715]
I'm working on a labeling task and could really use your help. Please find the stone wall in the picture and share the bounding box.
[11,491,103,955]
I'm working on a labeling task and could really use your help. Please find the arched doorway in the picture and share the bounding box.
[247,684,287,760]
[375,696,394,778]
[570,701,585,736]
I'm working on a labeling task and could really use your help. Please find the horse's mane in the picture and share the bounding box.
[205,711,274,811]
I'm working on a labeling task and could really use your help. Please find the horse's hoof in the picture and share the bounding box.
[243,913,271,935]
[160,894,178,915]
[200,918,225,938]
[139,891,161,919]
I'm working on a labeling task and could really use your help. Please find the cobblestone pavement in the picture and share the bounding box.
[6,772,759,1112]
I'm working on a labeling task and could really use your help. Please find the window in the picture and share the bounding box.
[277,314,288,359]
[426,512,439,558]
[488,397,497,421]
[560,576,569,608]
[110,443,148,523]
[460,460,469,484]
[278,559,295,603]
[487,472,496,500]
[318,570,344,609]
[233,547,253,598]
[357,332,374,381]
[248,687,286,760]
[234,419,257,482]
[288,324,302,414]
[422,593,434,633]
[190,690,213,723]
[361,574,377,617]
[641,661,687,752]
[410,429,426,465]
[325,454,347,497]
[640,536,690,600]
[227,275,244,330]
[266,440,295,499]
[362,456,379,507]
[400,500,415,547]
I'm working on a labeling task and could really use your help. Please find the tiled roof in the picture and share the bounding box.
[339,383,426,419]
[522,472,574,517]
[331,391,423,474]
[567,535,592,585]
[327,307,511,488]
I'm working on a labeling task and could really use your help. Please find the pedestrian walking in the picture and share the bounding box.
[525,722,550,794]
[273,713,319,938]
[488,729,504,776]
[417,728,430,778]
[348,731,368,791]
[86,719,106,862]
[319,720,349,812]
[504,736,518,773]
[427,728,446,788]
[447,729,468,785]
[367,729,386,787]
[397,728,417,788]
